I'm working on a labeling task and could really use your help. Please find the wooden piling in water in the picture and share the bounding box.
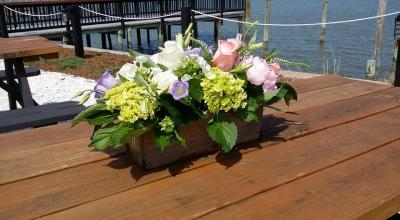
[320,0,328,43]
[245,0,251,22]
[101,33,107,49]
[117,30,124,51]
[136,28,142,48]
[214,20,221,43]
[372,0,387,77]
[127,27,132,49]
[263,0,271,56]
[86,34,91,47]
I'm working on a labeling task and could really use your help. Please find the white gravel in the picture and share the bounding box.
[0,60,97,111]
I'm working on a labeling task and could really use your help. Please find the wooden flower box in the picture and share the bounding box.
[127,109,263,170]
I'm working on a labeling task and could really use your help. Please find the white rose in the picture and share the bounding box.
[117,63,137,81]
[157,41,185,69]
[151,70,178,93]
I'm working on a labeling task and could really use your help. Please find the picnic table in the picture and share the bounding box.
[0,36,62,109]
[0,75,399,219]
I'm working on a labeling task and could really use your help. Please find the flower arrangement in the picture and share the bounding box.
[73,24,297,153]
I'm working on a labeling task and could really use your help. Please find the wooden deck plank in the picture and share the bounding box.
[202,140,400,220]
[37,108,400,220]
[1,88,400,219]
[288,75,354,93]
[0,138,121,185]
[265,80,390,114]
[0,123,92,155]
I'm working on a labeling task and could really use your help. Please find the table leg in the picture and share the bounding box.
[4,59,17,109]
[13,58,35,108]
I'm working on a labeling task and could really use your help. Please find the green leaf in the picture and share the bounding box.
[236,108,259,123]
[206,114,238,153]
[264,83,298,106]
[158,94,201,126]
[133,72,147,86]
[153,128,174,151]
[72,103,108,126]
[188,78,204,102]
[86,111,118,125]
[90,120,154,151]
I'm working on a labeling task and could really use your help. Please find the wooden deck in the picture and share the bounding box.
[0,75,399,219]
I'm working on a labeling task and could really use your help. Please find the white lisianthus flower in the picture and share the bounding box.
[151,69,178,93]
[157,41,185,69]
[117,63,137,81]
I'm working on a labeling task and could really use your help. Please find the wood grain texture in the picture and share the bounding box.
[202,140,400,220]
[265,80,390,114]
[1,87,399,219]
[288,75,354,93]
[38,108,400,220]
[0,123,92,155]
[0,137,121,185]
[0,36,62,59]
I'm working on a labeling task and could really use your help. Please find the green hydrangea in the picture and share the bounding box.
[159,116,175,133]
[105,81,156,123]
[201,68,247,113]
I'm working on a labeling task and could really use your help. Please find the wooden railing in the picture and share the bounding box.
[0,0,245,33]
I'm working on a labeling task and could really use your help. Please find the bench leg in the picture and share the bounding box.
[13,58,35,108]
[4,59,17,109]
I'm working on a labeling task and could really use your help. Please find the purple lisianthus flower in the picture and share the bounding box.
[169,80,189,101]
[94,70,117,99]
[185,47,201,57]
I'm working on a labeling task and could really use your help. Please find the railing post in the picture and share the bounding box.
[159,1,167,43]
[181,6,192,35]
[69,5,84,58]
[0,5,9,38]
[190,0,198,38]
[220,0,225,25]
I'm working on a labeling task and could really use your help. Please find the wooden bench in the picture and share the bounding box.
[0,101,85,133]
[0,67,41,80]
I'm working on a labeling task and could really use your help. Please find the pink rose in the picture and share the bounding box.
[269,63,281,75]
[211,34,242,71]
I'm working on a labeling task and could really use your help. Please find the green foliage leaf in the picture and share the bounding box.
[86,111,118,126]
[188,78,204,102]
[236,85,264,122]
[153,127,174,151]
[264,83,298,106]
[158,94,201,126]
[72,103,109,126]
[174,129,187,148]
[90,120,154,151]
[206,114,238,153]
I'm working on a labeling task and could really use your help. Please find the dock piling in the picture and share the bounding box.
[320,0,328,43]
[136,28,142,49]
[263,0,271,56]
[117,30,124,51]
[372,0,387,76]
[127,27,133,49]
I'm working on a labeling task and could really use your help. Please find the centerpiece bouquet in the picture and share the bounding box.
[73,24,297,158]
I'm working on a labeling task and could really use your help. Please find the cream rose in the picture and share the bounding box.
[156,41,185,69]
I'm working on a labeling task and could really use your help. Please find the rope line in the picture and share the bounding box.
[4,6,62,17]
[192,9,400,27]
[78,6,181,20]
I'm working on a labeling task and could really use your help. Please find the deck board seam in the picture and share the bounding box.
[193,137,400,219]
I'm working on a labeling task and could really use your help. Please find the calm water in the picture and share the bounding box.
[89,0,400,81]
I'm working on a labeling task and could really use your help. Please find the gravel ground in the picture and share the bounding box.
[0,60,97,111]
